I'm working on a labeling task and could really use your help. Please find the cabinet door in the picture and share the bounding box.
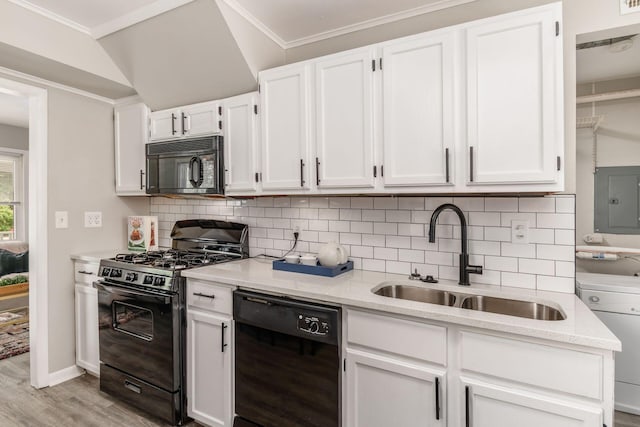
[381,31,456,187]
[75,283,99,376]
[114,102,149,196]
[149,109,180,141]
[315,48,375,188]
[187,310,232,427]
[465,4,561,184]
[260,64,311,191]
[223,93,259,194]
[184,101,221,137]
[346,349,445,427]
[462,379,602,427]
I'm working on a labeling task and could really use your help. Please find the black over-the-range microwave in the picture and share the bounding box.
[146,136,224,195]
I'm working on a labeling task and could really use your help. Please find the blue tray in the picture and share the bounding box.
[272,260,354,277]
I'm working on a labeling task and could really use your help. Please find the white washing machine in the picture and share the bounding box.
[577,272,640,415]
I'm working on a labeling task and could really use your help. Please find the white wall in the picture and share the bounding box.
[0,1,131,87]
[0,123,28,151]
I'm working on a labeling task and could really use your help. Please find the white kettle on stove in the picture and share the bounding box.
[317,241,349,267]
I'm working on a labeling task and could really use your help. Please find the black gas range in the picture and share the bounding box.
[95,219,248,426]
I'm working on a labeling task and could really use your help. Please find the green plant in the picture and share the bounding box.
[0,205,13,232]
[0,275,28,287]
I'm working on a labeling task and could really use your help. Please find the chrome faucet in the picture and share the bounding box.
[428,203,483,286]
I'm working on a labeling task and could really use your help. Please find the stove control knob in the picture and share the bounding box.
[143,275,154,285]
[154,277,166,286]
[125,272,138,282]
[110,269,122,278]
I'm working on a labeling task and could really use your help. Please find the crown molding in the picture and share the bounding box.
[6,0,91,35]
[92,0,196,39]
[219,0,287,49]
[223,0,476,50]
[0,66,116,104]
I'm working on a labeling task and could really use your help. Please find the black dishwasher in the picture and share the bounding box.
[233,290,341,427]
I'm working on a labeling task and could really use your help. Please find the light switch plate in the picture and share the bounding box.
[55,211,68,229]
[84,211,102,228]
[511,220,529,244]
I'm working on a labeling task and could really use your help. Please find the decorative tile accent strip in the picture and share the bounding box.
[150,195,576,293]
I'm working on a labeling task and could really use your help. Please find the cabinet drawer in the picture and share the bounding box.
[460,331,603,399]
[187,280,233,316]
[347,309,447,365]
[74,261,99,284]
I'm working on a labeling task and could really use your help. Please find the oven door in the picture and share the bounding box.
[95,281,181,392]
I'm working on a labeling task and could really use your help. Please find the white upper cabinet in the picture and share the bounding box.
[183,101,223,137]
[149,101,221,142]
[223,92,259,195]
[465,3,562,186]
[314,48,376,189]
[114,101,149,196]
[380,31,457,187]
[259,63,311,191]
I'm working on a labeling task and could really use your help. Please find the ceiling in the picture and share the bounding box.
[0,92,28,128]
[13,0,475,46]
[576,25,640,84]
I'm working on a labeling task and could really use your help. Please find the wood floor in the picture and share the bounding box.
[0,353,201,426]
[0,351,639,426]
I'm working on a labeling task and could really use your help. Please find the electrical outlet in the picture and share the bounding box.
[511,220,529,244]
[55,211,68,229]
[84,211,102,228]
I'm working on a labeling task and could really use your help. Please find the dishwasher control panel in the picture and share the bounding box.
[297,314,331,336]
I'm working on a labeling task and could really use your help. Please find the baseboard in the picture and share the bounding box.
[48,364,85,386]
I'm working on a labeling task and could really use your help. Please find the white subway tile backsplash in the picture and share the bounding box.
[374,247,398,261]
[357,234,384,249]
[398,249,425,263]
[537,213,574,229]
[398,197,425,210]
[153,194,575,293]
[386,236,411,249]
[537,244,574,261]
[519,197,555,213]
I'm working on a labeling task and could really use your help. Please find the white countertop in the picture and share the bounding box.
[70,250,128,263]
[183,258,621,352]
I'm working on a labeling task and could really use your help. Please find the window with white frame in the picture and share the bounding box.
[0,151,25,241]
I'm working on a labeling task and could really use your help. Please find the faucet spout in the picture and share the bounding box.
[428,203,482,286]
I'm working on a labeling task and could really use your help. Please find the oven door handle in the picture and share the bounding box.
[94,282,172,304]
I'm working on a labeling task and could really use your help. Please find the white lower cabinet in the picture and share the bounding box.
[344,309,614,427]
[346,348,445,427]
[74,260,99,376]
[186,280,234,427]
[461,378,603,427]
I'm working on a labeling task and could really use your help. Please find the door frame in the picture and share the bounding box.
[0,77,49,388]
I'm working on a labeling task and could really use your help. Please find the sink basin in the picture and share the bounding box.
[373,285,456,306]
[372,283,566,321]
[460,295,566,321]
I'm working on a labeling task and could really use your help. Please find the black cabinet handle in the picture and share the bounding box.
[193,292,215,299]
[316,157,320,186]
[171,113,176,135]
[221,322,228,352]
[373,165,377,178]
[469,147,474,182]
[139,169,145,190]
[465,385,471,427]
[255,172,259,183]
[78,270,94,275]
[435,377,441,420]
[181,113,187,135]
[300,159,305,187]
[445,148,450,183]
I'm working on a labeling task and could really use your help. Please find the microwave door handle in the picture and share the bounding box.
[195,157,204,187]
[189,156,198,188]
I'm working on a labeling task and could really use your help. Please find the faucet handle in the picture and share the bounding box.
[409,268,422,280]
[467,265,483,275]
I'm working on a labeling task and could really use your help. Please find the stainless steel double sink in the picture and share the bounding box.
[373,283,566,321]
